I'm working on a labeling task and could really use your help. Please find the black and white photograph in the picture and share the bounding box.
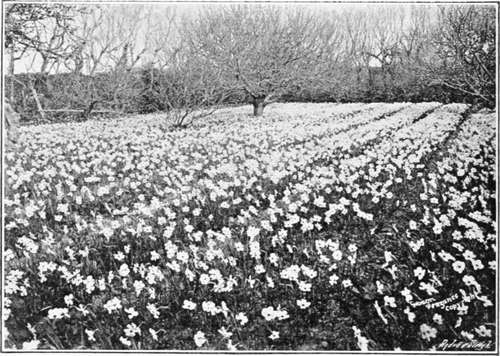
[1,0,497,352]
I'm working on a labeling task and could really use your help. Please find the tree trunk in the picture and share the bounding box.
[252,97,265,116]
[81,100,99,119]
[29,78,45,121]
[8,50,15,104]
[5,102,20,146]
[40,55,49,75]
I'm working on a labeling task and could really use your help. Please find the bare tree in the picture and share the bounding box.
[342,10,369,81]
[339,5,438,101]
[147,7,178,70]
[148,27,232,128]
[58,5,155,116]
[67,5,148,75]
[5,4,84,120]
[430,5,495,106]
[185,5,341,116]
[163,57,231,128]
[5,4,81,63]
[398,6,433,64]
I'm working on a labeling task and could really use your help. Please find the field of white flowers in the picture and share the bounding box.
[3,102,496,350]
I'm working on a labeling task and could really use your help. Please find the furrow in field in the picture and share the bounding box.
[270,103,411,150]
[166,104,430,200]
[288,104,469,209]
[98,102,447,233]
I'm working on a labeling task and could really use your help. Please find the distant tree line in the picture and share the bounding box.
[4,4,496,124]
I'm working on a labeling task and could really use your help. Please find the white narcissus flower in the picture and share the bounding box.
[404,307,416,322]
[261,306,275,321]
[47,308,69,320]
[298,281,312,292]
[85,329,96,342]
[475,325,492,337]
[329,274,339,285]
[199,274,210,285]
[124,323,141,337]
[202,301,221,316]
[125,307,138,319]
[400,287,413,303]
[275,309,289,320]
[176,251,189,263]
[268,253,279,265]
[119,336,131,347]
[463,250,476,261]
[133,280,145,296]
[247,226,260,239]
[269,331,280,340]
[103,297,122,313]
[64,294,74,306]
[342,279,353,288]
[296,298,311,309]
[413,266,426,280]
[150,251,160,261]
[384,296,396,308]
[194,331,207,347]
[452,261,466,274]
[76,304,89,316]
[22,340,40,350]
[234,242,244,252]
[149,328,158,341]
[420,323,437,341]
[472,259,484,270]
[462,275,477,287]
[461,330,475,341]
[218,327,233,339]
[226,339,237,351]
[235,312,248,325]
[118,263,130,277]
[147,303,160,319]
[332,250,343,261]
[102,227,114,239]
[254,264,266,274]
[432,313,443,325]
[182,300,197,310]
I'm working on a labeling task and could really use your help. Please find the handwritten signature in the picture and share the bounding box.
[435,339,494,351]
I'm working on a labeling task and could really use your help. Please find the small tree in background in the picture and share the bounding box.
[162,56,231,128]
[141,35,232,128]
